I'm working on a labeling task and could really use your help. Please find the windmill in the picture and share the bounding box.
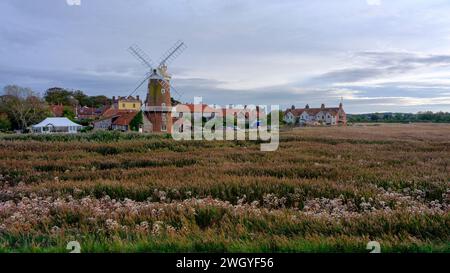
[127,41,187,133]
[128,40,186,101]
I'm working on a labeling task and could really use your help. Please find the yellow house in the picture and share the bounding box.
[113,96,142,111]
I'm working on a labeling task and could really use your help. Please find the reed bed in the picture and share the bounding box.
[0,123,449,252]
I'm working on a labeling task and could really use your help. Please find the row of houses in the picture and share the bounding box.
[89,101,345,133]
[37,95,346,134]
[92,103,262,132]
[37,57,346,133]
[283,103,347,126]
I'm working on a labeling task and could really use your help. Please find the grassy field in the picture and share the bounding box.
[0,123,448,252]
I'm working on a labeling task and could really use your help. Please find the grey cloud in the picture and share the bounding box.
[174,77,345,108]
[305,51,450,85]
[2,0,450,113]
[307,68,384,84]
[304,65,414,85]
[358,51,450,66]
[0,65,137,96]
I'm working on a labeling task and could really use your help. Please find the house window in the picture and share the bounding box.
[122,103,125,108]
[133,103,136,108]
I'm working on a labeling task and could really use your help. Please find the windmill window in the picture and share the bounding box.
[161,89,166,94]
[161,114,167,131]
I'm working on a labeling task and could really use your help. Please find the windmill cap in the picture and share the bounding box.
[149,69,164,80]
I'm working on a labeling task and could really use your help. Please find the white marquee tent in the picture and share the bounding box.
[32,117,82,134]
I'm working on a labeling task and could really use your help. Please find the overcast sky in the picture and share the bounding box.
[1,0,450,113]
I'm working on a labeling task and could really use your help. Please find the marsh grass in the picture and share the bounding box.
[0,124,449,252]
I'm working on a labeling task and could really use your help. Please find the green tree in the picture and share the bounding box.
[266,110,285,126]
[129,111,143,131]
[1,85,49,131]
[63,106,76,120]
[44,87,75,105]
[90,95,111,108]
[72,90,89,106]
[0,113,12,132]
[348,112,450,123]
[370,113,380,122]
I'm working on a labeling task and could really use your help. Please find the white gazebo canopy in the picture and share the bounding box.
[32,117,82,134]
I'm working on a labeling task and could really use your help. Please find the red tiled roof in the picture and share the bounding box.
[287,107,341,116]
[102,107,120,118]
[112,111,138,126]
[286,108,305,116]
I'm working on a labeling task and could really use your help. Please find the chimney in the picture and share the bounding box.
[112,96,115,102]
[291,105,295,110]
[321,103,325,109]
[305,104,310,109]
[136,95,140,101]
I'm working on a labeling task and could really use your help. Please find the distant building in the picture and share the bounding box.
[93,108,140,132]
[284,103,346,126]
[172,104,221,121]
[32,117,82,134]
[171,104,264,132]
[111,111,139,131]
[172,104,262,122]
[113,95,142,111]
[76,106,106,120]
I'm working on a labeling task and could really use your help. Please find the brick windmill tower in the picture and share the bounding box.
[128,41,186,133]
